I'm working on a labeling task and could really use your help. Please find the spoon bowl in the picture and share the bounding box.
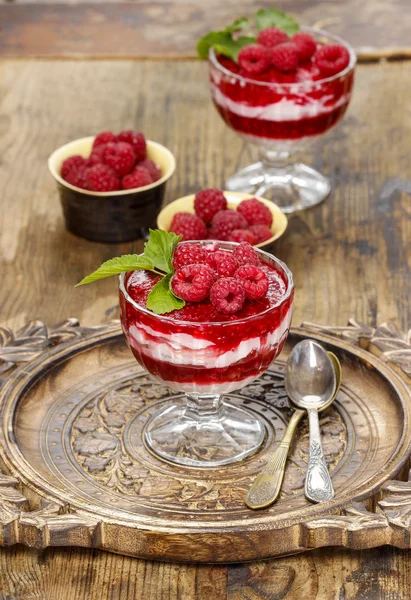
[285,340,336,412]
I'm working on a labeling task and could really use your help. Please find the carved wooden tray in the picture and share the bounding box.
[0,318,411,563]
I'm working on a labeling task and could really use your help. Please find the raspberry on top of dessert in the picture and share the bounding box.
[124,241,289,322]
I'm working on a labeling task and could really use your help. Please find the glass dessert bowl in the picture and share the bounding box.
[208,27,356,213]
[119,241,294,468]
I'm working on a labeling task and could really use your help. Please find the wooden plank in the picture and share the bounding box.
[0,1,411,59]
[1,545,411,599]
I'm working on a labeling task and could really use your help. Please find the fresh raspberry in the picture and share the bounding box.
[234,242,260,266]
[238,44,271,76]
[292,32,317,61]
[172,243,208,270]
[229,229,257,244]
[249,224,273,243]
[117,130,147,161]
[170,212,189,229]
[257,27,289,48]
[86,164,120,192]
[88,143,107,166]
[122,166,153,190]
[93,131,116,148]
[194,189,227,225]
[64,166,89,190]
[61,155,87,178]
[171,264,216,302]
[138,158,162,182]
[235,265,269,300]
[206,251,239,278]
[271,42,299,73]
[315,44,350,77]
[170,213,207,241]
[237,198,273,226]
[210,278,245,315]
[102,142,136,177]
[210,210,248,241]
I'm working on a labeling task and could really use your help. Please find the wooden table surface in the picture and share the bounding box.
[1,2,411,598]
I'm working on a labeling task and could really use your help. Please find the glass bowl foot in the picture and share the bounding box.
[225,162,330,214]
[144,398,265,467]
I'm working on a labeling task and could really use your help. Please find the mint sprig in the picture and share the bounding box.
[196,7,299,63]
[255,8,299,35]
[146,274,185,315]
[143,229,180,274]
[76,229,185,315]
[75,255,156,286]
[196,17,256,62]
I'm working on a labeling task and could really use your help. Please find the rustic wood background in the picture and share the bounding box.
[1,0,411,597]
[0,0,410,58]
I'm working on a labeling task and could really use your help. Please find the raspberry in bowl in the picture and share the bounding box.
[199,11,356,213]
[157,190,288,249]
[48,132,175,243]
[119,239,293,467]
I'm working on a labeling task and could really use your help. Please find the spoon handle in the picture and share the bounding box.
[305,408,335,503]
[245,409,305,509]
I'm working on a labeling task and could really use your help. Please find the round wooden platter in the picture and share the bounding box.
[0,319,411,563]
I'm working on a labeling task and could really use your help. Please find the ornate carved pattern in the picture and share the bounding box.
[66,371,347,511]
[0,318,110,383]
[303,319,411,379]
[72,377,172,498]
[305,442,335,503]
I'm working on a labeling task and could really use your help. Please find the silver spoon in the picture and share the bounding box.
[244,348,341,510]
[285,340,337,503]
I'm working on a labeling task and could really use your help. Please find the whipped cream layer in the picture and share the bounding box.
[211,84,350,122]
[128,305,292,371]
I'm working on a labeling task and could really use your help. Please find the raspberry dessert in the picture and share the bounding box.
[60,129,162,192]
[168,189,275,245]
[78,231,293,467]
[119,240,293,466]
[198,8,356,213]
[208,30,354,145]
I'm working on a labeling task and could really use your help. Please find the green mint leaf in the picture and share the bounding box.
[255,8,299,35]
[224,17,249,33]
[143,229,181,274]
[146,274,185,315]
[197,29,256,61]
[214,35,256,62]
[197,31,230,60]
[75,255,154,286]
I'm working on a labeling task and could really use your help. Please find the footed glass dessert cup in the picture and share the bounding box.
[119,242,294,468]
[208,27,356,213]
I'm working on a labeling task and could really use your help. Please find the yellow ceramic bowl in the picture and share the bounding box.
[157,191,287,248]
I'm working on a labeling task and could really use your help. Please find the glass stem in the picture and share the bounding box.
[259,147,292,172]
[184,394,223,422]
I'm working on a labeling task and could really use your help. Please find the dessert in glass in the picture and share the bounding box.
[207,26,356,213]
[119,241,294,467]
